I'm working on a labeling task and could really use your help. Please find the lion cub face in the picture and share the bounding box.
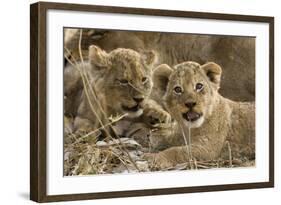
[153,61,222,128]
[89,45,157,118]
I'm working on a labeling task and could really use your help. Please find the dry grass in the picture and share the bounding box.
[64,127,254,175]
[64,132,147,175]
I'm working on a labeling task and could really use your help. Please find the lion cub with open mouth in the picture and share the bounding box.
[143,61,255,169]
[64,45,171,138]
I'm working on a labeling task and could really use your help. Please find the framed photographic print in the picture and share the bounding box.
[30,1,274,202]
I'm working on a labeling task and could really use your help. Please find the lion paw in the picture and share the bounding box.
[144,107,171,126]
[143,152,175,170]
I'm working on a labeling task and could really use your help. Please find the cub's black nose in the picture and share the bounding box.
[185,101,196,109]
[133,96,144,103]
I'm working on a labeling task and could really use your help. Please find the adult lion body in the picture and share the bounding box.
[65,29,255,101]
[142,61,255,169]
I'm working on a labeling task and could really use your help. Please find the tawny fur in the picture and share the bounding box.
[64,45,170,135]
[142,61,255,169]
[65,29,255,102]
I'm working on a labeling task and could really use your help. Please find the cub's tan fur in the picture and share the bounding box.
[144,61,255,169]
[64,45,170,135]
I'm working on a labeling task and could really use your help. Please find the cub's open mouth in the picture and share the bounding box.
[122,104,141,112]
[182,111,202,122]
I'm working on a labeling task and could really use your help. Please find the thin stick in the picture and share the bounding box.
[65,49,115,145]
[188,124,192,157]
[80,30,140,171]
[109,149,130,171]
[64,54,140,171]
[194,158,198,169]
[72,113,128,145]
[128,82,146,95]
[65,31,140,171]
[64,53,105,133]
[172,108,193,168]
[64,49,103,127]
[78,29,112,132]
[99,154,110,173]
[226,141,233,167]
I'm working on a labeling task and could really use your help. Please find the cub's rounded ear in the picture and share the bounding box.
[89,45,109,69]
[142,50,158,66]
[153,64,173,96]
[201,62,222,85]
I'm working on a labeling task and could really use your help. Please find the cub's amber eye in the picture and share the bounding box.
[142,77,149,84]
[118,79,129,85]
[173,86,183,94]
[195,83,204,92]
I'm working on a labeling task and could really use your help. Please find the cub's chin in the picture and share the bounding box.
[126,109,143,118]
[183,117,204,128]
[120,104,144,118]
[182,111,204,128]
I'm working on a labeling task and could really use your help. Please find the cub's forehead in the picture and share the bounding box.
[174,61,201,73]
[109,48,142,67]
[109,48,147,78]
[171,61,202,81]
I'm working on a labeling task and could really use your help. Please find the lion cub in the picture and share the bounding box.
[143,61,255,169]
[64,45,170,137]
